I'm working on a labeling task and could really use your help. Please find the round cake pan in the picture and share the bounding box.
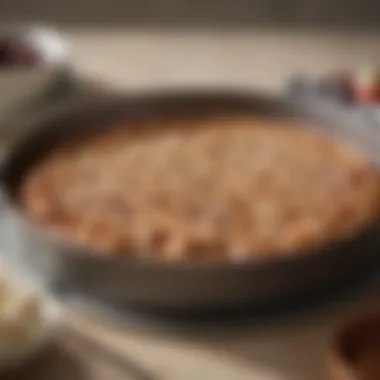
[0,89,380,314]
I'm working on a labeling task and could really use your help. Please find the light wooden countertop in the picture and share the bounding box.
[6,29,380,380]
[64,29,380,91]
[7,286,379,380]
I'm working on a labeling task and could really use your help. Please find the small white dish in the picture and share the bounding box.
[0,267,62,372]
[0,298,61,372]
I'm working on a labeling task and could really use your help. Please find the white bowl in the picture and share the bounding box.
[0,299,61,371]
[0,267,62,372]
[0,25,69,123]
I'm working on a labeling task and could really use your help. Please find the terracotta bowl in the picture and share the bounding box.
[329,312,380,380]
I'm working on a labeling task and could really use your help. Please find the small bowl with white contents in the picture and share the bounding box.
[0,265,61,371]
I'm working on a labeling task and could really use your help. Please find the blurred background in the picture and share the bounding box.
[1,0,380,28]
[1,0,379,94]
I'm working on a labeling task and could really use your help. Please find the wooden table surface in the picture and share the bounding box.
[0,283,378,380]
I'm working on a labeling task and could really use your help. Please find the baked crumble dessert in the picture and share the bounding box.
[20,115,380,261]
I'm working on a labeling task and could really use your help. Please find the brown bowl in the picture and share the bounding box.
[329,312,380,380]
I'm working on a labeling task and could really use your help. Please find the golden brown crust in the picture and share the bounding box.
[20,115,380,261]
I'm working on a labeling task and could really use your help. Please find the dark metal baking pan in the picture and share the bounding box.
[1,89,380,314]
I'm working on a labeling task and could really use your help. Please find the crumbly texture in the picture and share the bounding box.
[20,115,380,261]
